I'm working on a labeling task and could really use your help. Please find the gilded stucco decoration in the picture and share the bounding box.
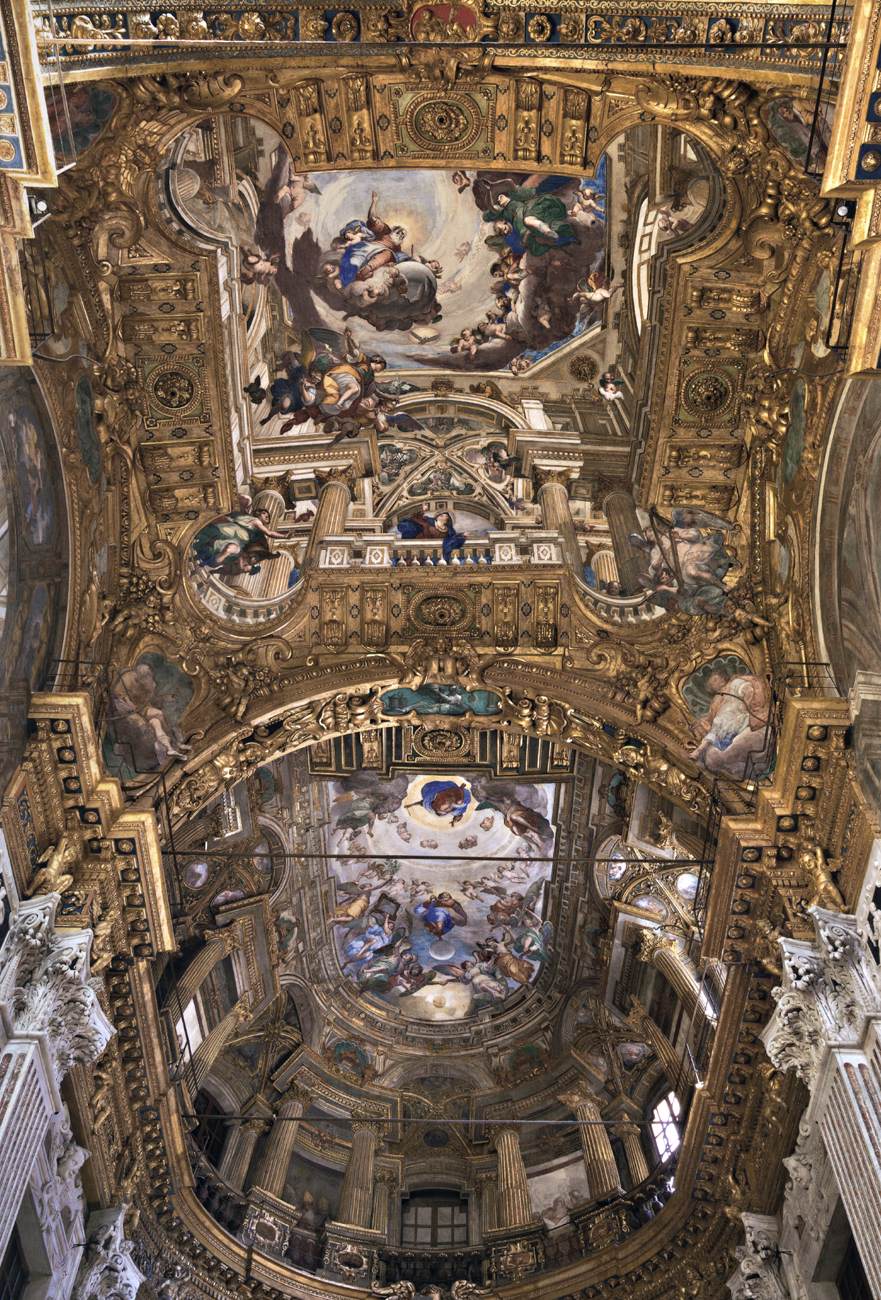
[0,15,877,1300]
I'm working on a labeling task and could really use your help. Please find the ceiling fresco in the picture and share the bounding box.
[167,115,611,378]
[325,770,560,1020]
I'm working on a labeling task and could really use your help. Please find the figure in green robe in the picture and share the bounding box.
[482,185,576,258]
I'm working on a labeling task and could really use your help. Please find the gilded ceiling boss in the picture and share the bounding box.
[0,2,879,1298]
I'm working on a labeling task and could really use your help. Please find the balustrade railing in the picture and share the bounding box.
[185,1138,677,1287]
[576,581,668,625]
[317,532,565,570]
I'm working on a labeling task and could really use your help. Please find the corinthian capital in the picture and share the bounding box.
[3,896,114,1087]
[761,908,881,1088]
[728,1213,789,1300]
[557,1087,595,1113]
[637,928,678,963]
[351,1113,384,1137]
[73,1206,145,1300]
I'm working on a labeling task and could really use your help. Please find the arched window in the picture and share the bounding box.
[650,1090,681,1162]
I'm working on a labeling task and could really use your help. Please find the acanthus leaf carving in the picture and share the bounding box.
[1,896,115,1087]
[762,909,881,1087]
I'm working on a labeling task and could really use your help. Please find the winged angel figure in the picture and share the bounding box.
[371,1283,499,1300]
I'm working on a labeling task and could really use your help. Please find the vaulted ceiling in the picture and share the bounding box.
[0,14,876,1300]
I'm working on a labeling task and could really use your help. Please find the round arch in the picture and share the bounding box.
[158,655,719,835]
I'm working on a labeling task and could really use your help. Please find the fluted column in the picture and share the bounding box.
[371,1169,397,1240]
[338,1117,381,1229]
[477,1171,498,1239]
[603,489,644,594]
[493,1127,534,1230]
[535,470,581,572]
[627,996,689,1104]
[188,997,250,1092]
[559,1092,622,1202]
[219,1118,267,1191]
[638,929,713,1027]
[614,1118,650,1186]
[163,925,240,1015]
[251,1085,309,1198]
[304,470,354,565]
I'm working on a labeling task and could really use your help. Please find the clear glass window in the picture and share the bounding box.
[650,1090,682,1161]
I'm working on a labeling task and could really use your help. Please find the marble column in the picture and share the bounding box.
[304,471,353,565]
[493,1127,534,1230]
[614,1118,650,1186]
[0,895,114,1259]
[637,929,714,1027]
[559,1091,622,1202]
[536,470,581,572]
[163,925,240,1015]
[252,1086,308,1199]
[338,1118,381,1229]
[371,1169,398,1240]
[627,995,689,1104]
[188,996,250,1093]
[762,908,881,1298]
[219,1118,266,1191]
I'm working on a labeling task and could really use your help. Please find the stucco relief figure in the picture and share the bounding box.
[685,658,772,780]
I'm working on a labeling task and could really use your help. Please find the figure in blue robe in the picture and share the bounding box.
[406,779,471,825]
[414,892,468,939]
[396,510,466,563]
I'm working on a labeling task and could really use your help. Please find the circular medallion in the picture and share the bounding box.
[682,368,732,416]
[414,726,468,758]
[410,591,471,629]
[331,10,357,39]
[526,12,552,40]
[148,363,199,415]
[404,91,482,155]
[0,140,16,163]
[569,354,598,384]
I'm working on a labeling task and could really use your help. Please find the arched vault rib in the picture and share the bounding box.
[156,655,721,833]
